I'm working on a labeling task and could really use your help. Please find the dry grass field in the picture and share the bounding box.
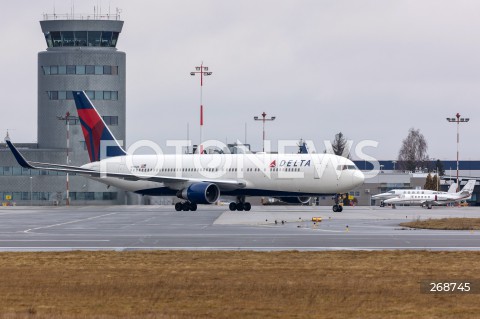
[0,251,479,318]
[401,218,480,230]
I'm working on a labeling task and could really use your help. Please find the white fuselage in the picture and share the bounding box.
[372,189,442,201]
[81,153,364,197]
[384,193,471,206]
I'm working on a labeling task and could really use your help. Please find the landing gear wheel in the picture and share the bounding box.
[229,202,237,211]
[182,202,190,211]
[244,202,251,211]
[190,203,198,211]
[236,202,244,211]
[175,202,182,211]
[333,204,343,212]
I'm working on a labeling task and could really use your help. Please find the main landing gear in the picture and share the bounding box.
[175,201,197,211]
[229,196,252,211]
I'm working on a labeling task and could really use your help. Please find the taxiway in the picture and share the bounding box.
[0,205,479,251]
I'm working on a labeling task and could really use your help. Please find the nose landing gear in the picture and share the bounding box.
[332,194,344,212]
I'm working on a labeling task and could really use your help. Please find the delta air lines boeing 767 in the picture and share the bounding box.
[6,91,364,211]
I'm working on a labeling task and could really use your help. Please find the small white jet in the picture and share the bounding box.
[383,180,476,209]
[5,91,364,212]
[372,183,457,205]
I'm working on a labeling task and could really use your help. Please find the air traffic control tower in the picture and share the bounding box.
[38,15,125,160]
[35,13,126,204]
[0,13,128,205]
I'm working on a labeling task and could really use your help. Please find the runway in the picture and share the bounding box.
[0,205,479,251]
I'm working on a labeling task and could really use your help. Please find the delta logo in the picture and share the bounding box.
[269,159,311,168]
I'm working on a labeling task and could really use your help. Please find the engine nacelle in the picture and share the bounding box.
[277,196,311,205]
[177,182,220,204]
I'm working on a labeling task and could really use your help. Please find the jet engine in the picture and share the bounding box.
[177,182,220,204]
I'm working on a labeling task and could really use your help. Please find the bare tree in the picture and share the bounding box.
[397,128,429,172]
[331,132,351,158]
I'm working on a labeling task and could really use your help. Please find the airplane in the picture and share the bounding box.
[5,91,365,212]
[383,180,476,209]
[372,183,457,206]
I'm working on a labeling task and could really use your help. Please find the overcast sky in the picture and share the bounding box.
[1,0,480,160]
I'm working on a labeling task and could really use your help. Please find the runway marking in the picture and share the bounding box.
[23,212,118,234]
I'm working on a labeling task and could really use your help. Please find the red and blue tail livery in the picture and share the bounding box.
[72,91,126,162]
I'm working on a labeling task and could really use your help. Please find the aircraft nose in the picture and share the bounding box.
[352,170,365,187]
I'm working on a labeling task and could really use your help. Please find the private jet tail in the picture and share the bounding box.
[72,91,126,162]
[460,180,476,197]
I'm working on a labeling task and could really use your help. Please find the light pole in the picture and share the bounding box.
[30,176,32,206]
[58,112,77,205]
[190,63,212,154]
[446,113,469,192]
[254,112,275,152]
[431,158,439,191]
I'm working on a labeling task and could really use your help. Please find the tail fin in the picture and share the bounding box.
[460,180,476,195]
[72,91,126,162]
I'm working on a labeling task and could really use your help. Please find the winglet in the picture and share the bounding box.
[4,138,35,169]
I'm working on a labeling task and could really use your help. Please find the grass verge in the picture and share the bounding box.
[0,251,479,318]
[400,218,480,230]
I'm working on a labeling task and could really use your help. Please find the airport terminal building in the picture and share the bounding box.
[0,14,127,205]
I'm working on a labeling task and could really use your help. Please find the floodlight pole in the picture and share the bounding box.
[254,112,276,152]
[446,113,469,192]
[190,62,212,154]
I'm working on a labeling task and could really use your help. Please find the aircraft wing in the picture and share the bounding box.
[5,138,246,189]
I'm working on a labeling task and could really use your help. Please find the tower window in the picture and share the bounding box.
[51,32,62,47]
[58,66,66,75]
[75,31,88,46]
[101,31,113,46]
[46,91,119,101]
[103,65,112,75]
[62,31,75,46]
[76,65,86,75]
[87,31,102,47]
[66,65,76,74]
[44,31,120,47]
[42,65,118,76]
[86,65,95,75]
[102,116,118,126]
